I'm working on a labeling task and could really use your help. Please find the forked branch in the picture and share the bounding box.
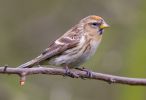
[0,66,146,86]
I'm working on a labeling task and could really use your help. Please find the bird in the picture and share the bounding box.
[18,15,109,77]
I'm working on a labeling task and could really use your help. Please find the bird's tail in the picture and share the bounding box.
[17,55,43,68]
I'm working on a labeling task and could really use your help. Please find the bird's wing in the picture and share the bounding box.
[40,37,80,62]
[18,34,80,68]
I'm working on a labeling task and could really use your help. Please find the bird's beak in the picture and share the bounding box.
[100,22,110,29]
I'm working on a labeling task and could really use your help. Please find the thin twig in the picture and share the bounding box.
[0,66,146,86]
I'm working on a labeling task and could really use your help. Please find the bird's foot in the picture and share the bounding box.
[64,66,79,78]
[75,67,93,78]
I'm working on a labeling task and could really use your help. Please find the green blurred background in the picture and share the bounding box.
[0,0,146,100]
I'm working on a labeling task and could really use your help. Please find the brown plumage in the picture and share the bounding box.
[18,15,109,68]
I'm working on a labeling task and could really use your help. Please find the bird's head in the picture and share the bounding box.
[80,15,109,35]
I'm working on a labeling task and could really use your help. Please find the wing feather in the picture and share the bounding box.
[18,36,80,68]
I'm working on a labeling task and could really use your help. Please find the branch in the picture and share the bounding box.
[0,66,146,86]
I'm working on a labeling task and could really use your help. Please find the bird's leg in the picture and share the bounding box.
[64,66,79,78]
[75,67,93,78]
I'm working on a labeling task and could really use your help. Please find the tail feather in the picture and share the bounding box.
[17,59,37,68]
[17,55,43,68]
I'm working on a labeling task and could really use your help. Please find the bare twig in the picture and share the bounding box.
[0,66,146,86]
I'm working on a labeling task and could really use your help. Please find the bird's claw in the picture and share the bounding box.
[64,66,79,78]
[75,67,93,78]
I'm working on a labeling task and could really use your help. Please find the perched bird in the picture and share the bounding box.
[18,15,109,77]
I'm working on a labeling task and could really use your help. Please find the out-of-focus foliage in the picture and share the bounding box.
[0,0,146,100]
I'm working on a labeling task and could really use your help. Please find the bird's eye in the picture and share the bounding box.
[92,22,99,26]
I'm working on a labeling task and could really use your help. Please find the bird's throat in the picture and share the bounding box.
[98,29,103,35]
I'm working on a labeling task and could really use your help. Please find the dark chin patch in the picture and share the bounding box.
[98,29,103,35]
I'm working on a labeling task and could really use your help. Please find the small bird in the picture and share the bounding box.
[18,15,109,77]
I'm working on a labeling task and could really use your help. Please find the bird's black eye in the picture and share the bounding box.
[91,22,100,27]
[92,22,99,26]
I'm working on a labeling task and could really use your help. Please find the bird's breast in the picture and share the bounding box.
[80,38,101,61]
[48,36,101,68]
